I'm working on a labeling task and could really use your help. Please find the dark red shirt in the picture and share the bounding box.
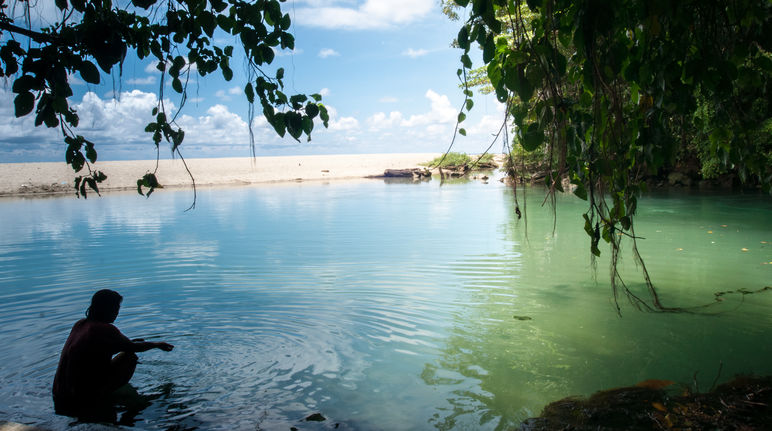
[52,318,133,408]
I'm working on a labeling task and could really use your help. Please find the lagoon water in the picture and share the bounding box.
[1,177,770,430]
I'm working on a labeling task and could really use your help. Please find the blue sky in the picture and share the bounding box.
[1,0,506,162]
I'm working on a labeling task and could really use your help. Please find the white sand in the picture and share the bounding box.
[0,153,442,196]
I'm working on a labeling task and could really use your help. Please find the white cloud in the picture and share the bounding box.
[367,111,403,129]
[295,0,434,30]
[67,73,85,86]
[73,90,161,140]
[319,88,331,97]
[330,116,359,131]
[318,48,340,58]
[402,48,429,58]
[144,59,198,75]
[127,76,157,85]
[145,62,162,74]
[320,105,360,132]
[215,88,242,101]
[365,89,462,143]
[176,104,251,146]
[273,48,304,57]
[400,89,456,127]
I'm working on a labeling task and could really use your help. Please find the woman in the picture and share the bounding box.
[52,289,174,419]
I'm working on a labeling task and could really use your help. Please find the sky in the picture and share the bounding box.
[1,0,507,162]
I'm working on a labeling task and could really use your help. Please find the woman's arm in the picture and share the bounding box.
[129,339,174,352]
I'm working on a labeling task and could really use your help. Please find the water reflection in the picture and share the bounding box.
[0,182,769,430]
[423,186,772,429]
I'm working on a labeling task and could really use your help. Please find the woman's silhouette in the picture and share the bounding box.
[52,289,174,420]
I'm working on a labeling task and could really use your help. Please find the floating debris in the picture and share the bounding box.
[513,315,533,321]
[707,230,713,234]
[741,248,749,252]
[676,248,684,251]
[305,413,326,422]
[635,379,675,390]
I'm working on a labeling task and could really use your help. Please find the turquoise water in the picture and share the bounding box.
[0,178,770,430]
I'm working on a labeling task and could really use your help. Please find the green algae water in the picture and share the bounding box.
[0,178,770,430]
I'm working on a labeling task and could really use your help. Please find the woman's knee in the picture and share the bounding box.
[109,352,138,390]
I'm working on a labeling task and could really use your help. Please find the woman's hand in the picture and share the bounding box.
[155,342,174,352]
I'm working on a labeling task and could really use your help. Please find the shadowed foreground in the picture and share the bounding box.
[520,375,772,430]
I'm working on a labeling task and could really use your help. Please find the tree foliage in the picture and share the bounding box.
[450,0,772,311]
[1,0,328,203]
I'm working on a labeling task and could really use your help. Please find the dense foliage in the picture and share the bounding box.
[424,151,495,169]
[450,0,772,311]
[1,0,328,201]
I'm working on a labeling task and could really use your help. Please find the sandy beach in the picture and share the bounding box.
[0,153,442,196]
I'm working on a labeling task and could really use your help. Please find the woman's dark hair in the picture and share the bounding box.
[86,289,123,322]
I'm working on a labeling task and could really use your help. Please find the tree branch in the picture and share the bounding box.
[0,21,55,44]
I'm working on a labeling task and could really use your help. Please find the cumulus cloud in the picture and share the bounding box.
[294,0,434,30]
[273,48,304,57]
[319,105,359,132]
[364,89,469,144]
[318,48,340,58]
[127,76,157,85]
[176,104,252,146]
[404,90,456,126]
[319,88,331,97]
[402,48,429,58]
[215,86,242,101]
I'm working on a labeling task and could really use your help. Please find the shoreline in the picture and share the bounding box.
[0,153,442,197]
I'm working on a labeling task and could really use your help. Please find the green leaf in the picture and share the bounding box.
[482,33,495,63]
[457,112,466,123]
[319,105,330,126]
[572,180,587,200]
[85,140,97,163]
[172,78,183,93]
[132,0,155,8]
[55,0,68,10]
[281,13,291,30]
[79,61,101,84]
[302,116,313,137]
[12,75,37,94]
[459,128,467,136]
[14,92,35,117]
[521,123,543,151]
[305,102,319,118]
[458,26,470,51]
[245,83,255,103]
[285,112,303,140]
[222,65,233,81]
[461,54,472,69]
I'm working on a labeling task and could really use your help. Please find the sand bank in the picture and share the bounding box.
[0,153,441,196]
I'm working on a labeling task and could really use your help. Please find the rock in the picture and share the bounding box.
[667,172,692,187]
[305,413,326,422]
[381,168,431,179]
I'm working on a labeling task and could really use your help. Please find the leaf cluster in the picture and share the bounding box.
[453,0,772,311]
[1,0,328,197]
